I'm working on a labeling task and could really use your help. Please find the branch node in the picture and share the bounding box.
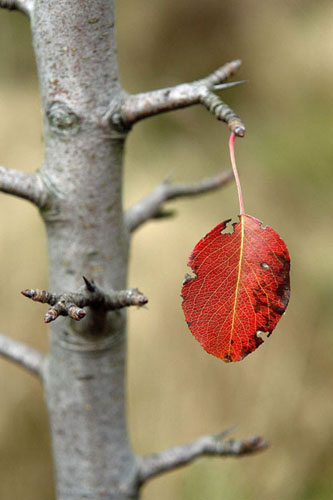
[113,59,245,133]
[22,281,148,324]
[110,111,129,133]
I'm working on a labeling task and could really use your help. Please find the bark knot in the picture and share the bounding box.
[47,101,81,136]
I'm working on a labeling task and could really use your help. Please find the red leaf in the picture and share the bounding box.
[181,214,290,362]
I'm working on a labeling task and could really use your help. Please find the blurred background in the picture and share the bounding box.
[1,0,333,499]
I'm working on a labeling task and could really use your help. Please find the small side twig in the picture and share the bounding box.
[0,0,33,16]
[125,169,233,233]
[106,59,246,136]
[138,429,268,484]
[0,167,48,208]
[0,333,44,378]
[22,277,148,324]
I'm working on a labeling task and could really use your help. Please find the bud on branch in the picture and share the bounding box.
[22,277,148,324]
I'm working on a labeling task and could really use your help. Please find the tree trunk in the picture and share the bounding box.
[32,1,137,498]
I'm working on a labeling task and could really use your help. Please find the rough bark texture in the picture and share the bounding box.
[31,1,137,498]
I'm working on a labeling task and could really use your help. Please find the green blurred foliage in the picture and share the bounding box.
[0,1,333,499]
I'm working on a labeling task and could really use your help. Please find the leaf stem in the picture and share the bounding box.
[229,132,245,215]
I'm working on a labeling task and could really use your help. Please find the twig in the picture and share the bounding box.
[0,333,44,378]
[138,430,268,484]
[0,0,33,16]
[22,277,148,323]
[106,60,246,136]
[0,167,48,208]
[199,91,244,136]
[125,169,233,233]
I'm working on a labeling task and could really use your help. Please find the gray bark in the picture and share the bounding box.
[31,1,137,498]
[107,61,246,136]
[0,1,265,498]
[0,166,48,207]
[138,434,267,484]
[0,333,44,377]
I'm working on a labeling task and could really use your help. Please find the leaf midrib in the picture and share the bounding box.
[228,215,245,356]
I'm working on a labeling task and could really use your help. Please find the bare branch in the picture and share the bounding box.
[138,431,268,484]
[0,333,44,378]
[199,91,245,135]
[126,169,233,233]
[107,60,245,136]
[22,277,148,324]
[0,166,48,208]
[0,0,33,16]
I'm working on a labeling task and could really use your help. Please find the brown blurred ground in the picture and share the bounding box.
[1,1,333,499]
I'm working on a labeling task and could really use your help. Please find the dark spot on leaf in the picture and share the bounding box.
[271,303,286,316]
[263,315,270,328]
[276,280,290,305]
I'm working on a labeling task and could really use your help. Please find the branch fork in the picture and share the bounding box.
[126,169,233,233]
[138,427,268,484]
[22,277,148,324]
[107,59,246,136]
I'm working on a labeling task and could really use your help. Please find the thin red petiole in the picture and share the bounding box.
[229,132,245,216]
